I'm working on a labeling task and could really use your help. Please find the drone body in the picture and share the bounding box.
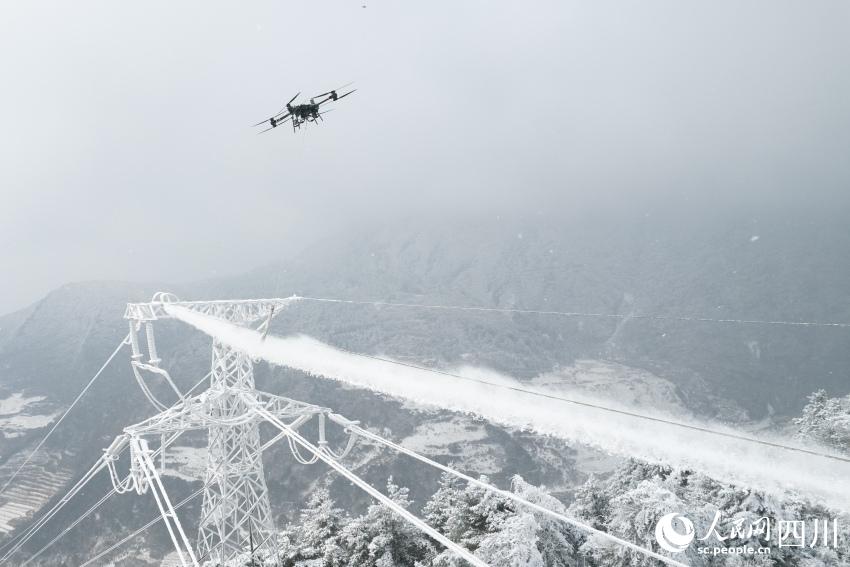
[255,83,355,133]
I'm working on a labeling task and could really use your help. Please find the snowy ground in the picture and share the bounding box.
[104,547,160,567]
[161,445,207,483]
[401,417,504,474]
[0,392,57,439]
[159,551,183,566]
[0,393,43,415]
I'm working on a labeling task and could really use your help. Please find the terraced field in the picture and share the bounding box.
[0,451,73,535]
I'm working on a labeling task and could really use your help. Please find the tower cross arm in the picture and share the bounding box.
[251,390,329,421]
[124,293,302,324]
[123,391,237,437]
[122,389,326,438]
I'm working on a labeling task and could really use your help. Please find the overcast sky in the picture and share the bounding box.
[1,1,849,314]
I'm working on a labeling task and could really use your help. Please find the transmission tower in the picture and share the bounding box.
[108,293,337,565]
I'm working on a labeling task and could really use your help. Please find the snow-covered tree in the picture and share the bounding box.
[600,479,707,567]
[426,473,589,567]
[339,478,436,567]
[276,461,850,567]
[570,459,850,567]
[475,513,544,567]
[424,472,516,552]
[794,390,850,452]
[280,487,347,566]
[569,474,609,532]
[510,476,583,567]
[423,472,465,537]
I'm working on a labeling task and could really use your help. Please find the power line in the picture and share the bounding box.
[0,458,109,563]
[253,402,489,567]
[297,296,850,328]
[8,369,212,560]
[183,370,213,398]
[1,428,186,564]
[0,336,184,563]
[351,424,688,567]
[86,400,689,567]
[250,401,686,567]
[5,435,177,565]
[4,368,214,562]
[334,347,850,465]
[18,384,231,566]
[20,487,118,567]
[0,335,129,499]
[78,488,204,567]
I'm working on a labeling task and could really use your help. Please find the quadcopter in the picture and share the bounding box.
[254,83,356,133]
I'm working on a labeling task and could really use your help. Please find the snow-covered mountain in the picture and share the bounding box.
[1,210,848,564]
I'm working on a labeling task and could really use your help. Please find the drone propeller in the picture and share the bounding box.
[318,89,356,107]
[274,92,300,116]
[252,111,290,127]
[314,82,354,99]
[252,92,300,126]
[257,116,291,133]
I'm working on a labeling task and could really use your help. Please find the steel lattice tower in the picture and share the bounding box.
[114,293,326,566]
[197,340,277,562]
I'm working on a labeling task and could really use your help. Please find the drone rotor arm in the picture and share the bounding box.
[313,82,354,99]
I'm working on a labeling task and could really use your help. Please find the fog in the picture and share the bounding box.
[2,1,849,314]
[169,304,850,510]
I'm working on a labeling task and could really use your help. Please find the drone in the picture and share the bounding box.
[254,83,356,133]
